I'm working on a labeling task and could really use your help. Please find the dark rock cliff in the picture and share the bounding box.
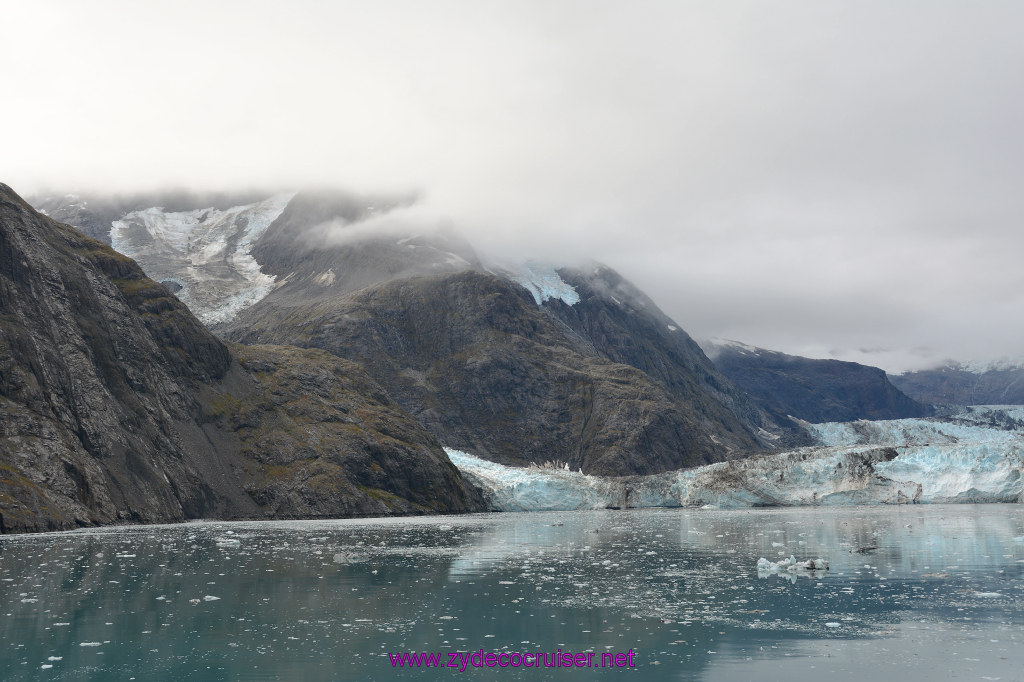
[222,268,771,476]
[550,265,800,445]
[33,188,803,477]
[703,341,932,423]
[0,184,484,533]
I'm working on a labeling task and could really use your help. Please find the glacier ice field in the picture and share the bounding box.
[447,406,1024,511]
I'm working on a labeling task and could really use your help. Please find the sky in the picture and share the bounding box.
[4,0,1024,372]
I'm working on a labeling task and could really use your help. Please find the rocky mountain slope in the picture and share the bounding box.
[32,188,801,476]
[702,340,932,423]
[1,184,484,533]
[890,361,1024,406]
[220,201,797,474]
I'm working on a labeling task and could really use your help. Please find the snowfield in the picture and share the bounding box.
[446,406,1024,511]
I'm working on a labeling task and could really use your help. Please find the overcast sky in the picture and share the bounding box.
[5,1,1024,372]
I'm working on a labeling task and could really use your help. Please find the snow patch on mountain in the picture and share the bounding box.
[446,407,1024,511]
[110,193,294,324]
[700,338,763,359]
[953,357,1024,374]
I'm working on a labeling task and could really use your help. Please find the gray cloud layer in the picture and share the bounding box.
[5,1,1024,371]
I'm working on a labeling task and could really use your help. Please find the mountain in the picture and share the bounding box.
[1,184,484,533]
[890,360,1024,406]
[222,267,784,476]
[701,340,932,423]
[231,196,809,474]
[37,189,797,475]
[31,190,275,247]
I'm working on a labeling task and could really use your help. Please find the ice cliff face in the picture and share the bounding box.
[110,193,294,324]
[446,406,1024,511]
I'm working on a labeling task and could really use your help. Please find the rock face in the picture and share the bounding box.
[0,184,483,533]
[548,266,791,444]
[702,340,932,423]
[890,363,1024,406]
[224,270,735,475]
[36,188,799,475]
[209,344,483,518]
[220,213,794,475]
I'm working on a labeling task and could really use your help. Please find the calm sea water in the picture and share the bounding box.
[1,505,1022,681]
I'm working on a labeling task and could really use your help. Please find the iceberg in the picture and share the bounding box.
[757,556,829,574]
[445,406,1024,511]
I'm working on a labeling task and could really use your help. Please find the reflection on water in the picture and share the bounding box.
[1,506,1022,680]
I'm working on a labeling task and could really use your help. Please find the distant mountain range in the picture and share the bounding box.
[890,361,1024,406]
[700,340,932,423]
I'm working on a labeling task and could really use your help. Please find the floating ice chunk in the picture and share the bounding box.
[333,552,368,564]
[974,592,1003,598]
[757,555,829,574]
[215,537,241,546]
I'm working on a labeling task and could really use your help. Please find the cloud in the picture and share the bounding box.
[303,202,453,248]
[5,1,1024,371]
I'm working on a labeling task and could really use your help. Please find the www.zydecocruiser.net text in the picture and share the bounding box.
[389,649,637,670]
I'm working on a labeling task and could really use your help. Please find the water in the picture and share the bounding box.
[1,505,1022,681]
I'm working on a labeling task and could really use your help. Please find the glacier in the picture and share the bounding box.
[502,260,580,306]
[110,193,294,324]
[445,406,1024,511]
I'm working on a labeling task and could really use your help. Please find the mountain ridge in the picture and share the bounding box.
[701,339,932,423]
[890,362,1024,406]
